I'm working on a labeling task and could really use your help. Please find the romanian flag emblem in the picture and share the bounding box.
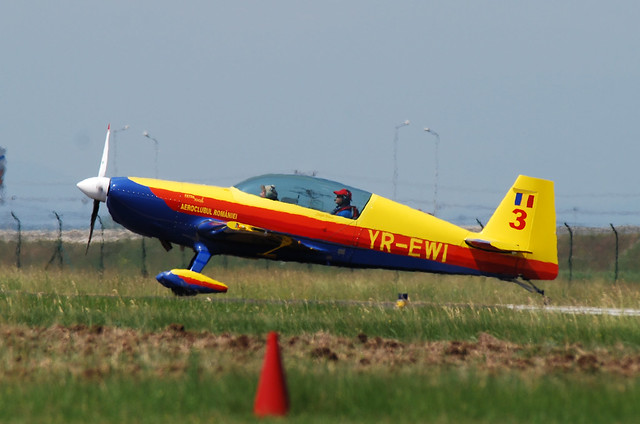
[514,192,535,208]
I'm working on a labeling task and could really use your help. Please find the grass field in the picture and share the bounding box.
[1,235,640,422]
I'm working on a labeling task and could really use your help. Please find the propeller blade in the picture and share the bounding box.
[80,125,111,253]
[86,199,100,253]
[98,124,110,178]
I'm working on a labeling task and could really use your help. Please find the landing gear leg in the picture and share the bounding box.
[170,287,197,297]
[189,242,213,273]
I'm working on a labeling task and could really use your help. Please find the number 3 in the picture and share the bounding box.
[510,208,527,230]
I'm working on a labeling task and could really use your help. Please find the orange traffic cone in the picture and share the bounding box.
[254,331,290,417]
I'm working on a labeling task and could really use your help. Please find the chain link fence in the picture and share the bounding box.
[1,212,640,281]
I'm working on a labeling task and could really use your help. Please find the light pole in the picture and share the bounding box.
[393,120,410,200]
[111,125,130,176]
[424,127,440,215]
[142,130,159,178]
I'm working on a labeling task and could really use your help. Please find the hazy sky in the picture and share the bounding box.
[2,1,639,228]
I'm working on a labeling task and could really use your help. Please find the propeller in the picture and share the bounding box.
[77,125,111,253]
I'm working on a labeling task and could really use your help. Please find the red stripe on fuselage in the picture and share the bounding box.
[149,186,358,246]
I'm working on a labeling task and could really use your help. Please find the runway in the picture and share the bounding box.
[202,297,640,317]
[502,304,640,317]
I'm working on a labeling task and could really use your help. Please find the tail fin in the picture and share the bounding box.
[465,175,557,273]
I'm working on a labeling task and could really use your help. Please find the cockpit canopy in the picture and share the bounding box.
[234,174,372,215]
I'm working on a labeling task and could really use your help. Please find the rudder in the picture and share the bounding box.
[467,175,557,271]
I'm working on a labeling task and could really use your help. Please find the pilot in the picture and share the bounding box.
[260,184,278,200]
[332,189,359,219]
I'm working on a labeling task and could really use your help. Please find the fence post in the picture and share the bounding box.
[10,211,21,269]
[46,211,64,270]
[141,237,148,277]
[182,247,188,268]
[97,215,105,273]
[564,222,573,282]
[610,223,619,283]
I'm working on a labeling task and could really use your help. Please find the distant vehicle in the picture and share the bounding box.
[78,126,558,297]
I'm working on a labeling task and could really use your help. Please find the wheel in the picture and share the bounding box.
[170,287,197,297]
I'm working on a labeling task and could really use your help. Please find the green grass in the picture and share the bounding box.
[0,367,639,423]
[2,248,640,422]
[0,288,639,348]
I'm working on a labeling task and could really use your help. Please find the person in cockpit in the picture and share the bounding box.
[260,184,278,200]
[331,189,359,219]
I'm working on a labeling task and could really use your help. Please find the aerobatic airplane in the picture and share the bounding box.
[77,126,558,297]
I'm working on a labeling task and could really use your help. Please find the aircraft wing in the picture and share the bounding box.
[464,237,532,254]
[196,219,330,257]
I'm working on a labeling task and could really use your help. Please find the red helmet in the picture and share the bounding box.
[333,189,352,201]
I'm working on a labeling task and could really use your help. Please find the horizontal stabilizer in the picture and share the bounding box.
[465,238,532,254]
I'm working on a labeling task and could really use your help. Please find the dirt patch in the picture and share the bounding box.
[1,324,640,380]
